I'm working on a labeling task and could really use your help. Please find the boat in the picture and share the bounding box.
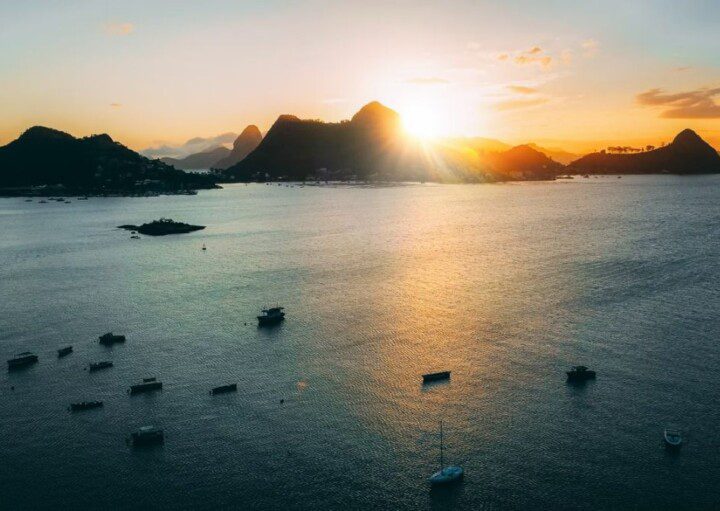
[428,421,464,486]
[130,235,140,239]
[88,361,113,372]
[130,425,164,446]
[210,383,238,395]
[7,352,39,369]
[69,401,103,411]
[57,346,73,358]
[202,244,207,251]
[257,306,285,326]
[98,332,126,345]
[664,428,683,449]
[422,371,451,384]
[566,366,596,382]
[129,381,163,395]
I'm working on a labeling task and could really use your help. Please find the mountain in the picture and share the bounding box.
[567,129,720,174]
[223,102,487,182]
[161,145,231,170]
[213,125,263,169]
[0,126,217,194]
[141,132,237,159]
[526,143,580,165]
[485,145,564,180]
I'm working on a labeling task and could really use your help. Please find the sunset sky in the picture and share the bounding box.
[1,0,719,152]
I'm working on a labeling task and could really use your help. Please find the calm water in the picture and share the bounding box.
[1,177,719,510]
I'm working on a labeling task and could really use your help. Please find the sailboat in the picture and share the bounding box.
[202,243,207,251]
[428,421,464,485]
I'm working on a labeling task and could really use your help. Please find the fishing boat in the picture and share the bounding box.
[98,332,126,345]
[7,352,39,369]
[128,381,163,395]
[130,426,164,446]
[88,361,113,372]
[664,428,683,449]
[566,366,596,382]
[57,346,73,358]
[428,421,464,486]
[257,306,285,326]
[422,371,451,384]
[210,383,238,395]
[69,401,103,411]
[202,244,207,251]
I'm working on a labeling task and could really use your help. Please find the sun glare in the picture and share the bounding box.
[401,104,444,139]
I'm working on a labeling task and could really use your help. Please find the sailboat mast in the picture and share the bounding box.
[440,420,444,468]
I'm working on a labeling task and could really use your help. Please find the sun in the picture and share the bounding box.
[400,103,444,139]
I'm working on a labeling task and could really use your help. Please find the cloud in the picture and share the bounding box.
[497,53,509,61]
[499,47,553,68]
[636,87,720,119]
[110,103,122,108]
[495,98,548,111]
[104,22,134,36]
[507,85,538,95]
[528,46,542,55]
[404,77,449,85]
[675,66,691,72]
[581,39,600,57]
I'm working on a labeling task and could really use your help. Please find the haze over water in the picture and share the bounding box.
[2,177,720,510]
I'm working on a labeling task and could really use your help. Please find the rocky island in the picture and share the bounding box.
[118,218,206,236]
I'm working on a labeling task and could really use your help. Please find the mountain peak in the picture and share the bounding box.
[672,128,704,146]
[350,101,401,127]
[18,126,74,142]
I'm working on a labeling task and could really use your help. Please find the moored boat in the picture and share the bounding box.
[257,307,285,326]
[69,401,103,411]
[99,332,126,345]
[57,346,73,358]
[664,428,683,449]
[422,371,451,384]
[130,425,164,446]
[129,381,163,395]
[210,383,238,395]
[7,352,39,369]
[566,366,596,382]
[88,361,113,372]
[428,421,464,486]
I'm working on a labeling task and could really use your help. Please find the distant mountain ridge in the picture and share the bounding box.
[161,145,231,170]
[0,126,217,194]
[567,129,720,174]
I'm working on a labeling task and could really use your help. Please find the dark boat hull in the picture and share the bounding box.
[423,371,451,383]
[257,316,285,326]
[58,347,73,358]
[7,356,39,369]
[566,371,596,382]
[211,384,238,395]
[129,382,163,395]
[70,402,103,411]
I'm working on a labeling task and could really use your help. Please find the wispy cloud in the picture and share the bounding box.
[507,85,538,95]
[495,98,548,111]
[104,22,134,36]
[404,77,449,85]
[581,39,600,58]
[110,103,122,108]
[636,87,720,119]
[499,46,553,68]
[675,66,692,72]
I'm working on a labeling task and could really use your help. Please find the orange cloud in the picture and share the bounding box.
[581,39,600,57]
[110,103,122,108]
[637,87,720,118]
[505,46,553,67]
[495,98,548,111]
[104,22,134,36]
[507,85,538,95]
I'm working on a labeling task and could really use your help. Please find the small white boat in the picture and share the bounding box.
[664,428,682,448]
[428,421,464,486]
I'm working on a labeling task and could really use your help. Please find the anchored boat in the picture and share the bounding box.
[130,426,164,446]
[210,383,238,395]
[88,361,113,372]
[7,352,39,369]
[257,307,285,326]
[566,366,596,382]
[57,346,73,358]
[428,421,464,486]
[129,381,163,395]
[664,428,683,449]
[99,332,126,346]
[422,371,451,384]
[69,401,103,412]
